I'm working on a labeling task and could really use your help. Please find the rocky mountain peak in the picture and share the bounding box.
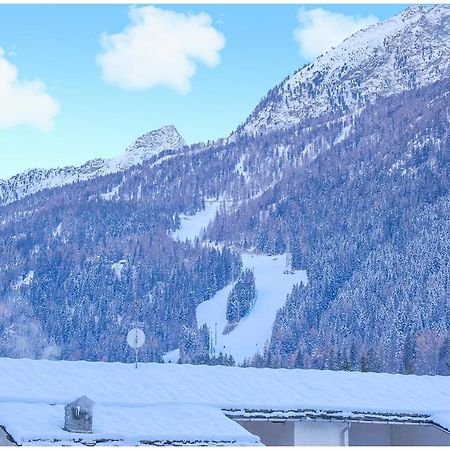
[125,125,186,158]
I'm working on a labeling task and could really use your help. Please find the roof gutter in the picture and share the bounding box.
[232,416,434,427]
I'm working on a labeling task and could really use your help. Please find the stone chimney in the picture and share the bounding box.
[64,396,94,433]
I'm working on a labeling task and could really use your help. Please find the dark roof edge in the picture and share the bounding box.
[223,408,431,424]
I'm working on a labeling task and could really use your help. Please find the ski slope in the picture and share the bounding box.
[164,253,308,364]
[173,200,221,241]
[197,253,307,363]
[168,199,308,364]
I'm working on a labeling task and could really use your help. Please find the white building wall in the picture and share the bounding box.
[294,421,349,446]
[235,418,450,447]
[391,423,450,446]
[349,423,392,445]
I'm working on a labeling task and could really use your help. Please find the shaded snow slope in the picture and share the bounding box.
[0,125,185,206]
[240,5,450,135]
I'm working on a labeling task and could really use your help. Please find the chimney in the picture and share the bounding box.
[64,396,94,433]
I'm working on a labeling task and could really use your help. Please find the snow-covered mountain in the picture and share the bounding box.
[239,5,450,135]
[3,6,449,205]
[0,125,186,206]
[1,6,450,374]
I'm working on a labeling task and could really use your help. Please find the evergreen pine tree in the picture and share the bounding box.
[226,269,256,323]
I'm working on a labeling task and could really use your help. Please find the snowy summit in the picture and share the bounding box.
[240,5,450,135]
[121,125,186,167]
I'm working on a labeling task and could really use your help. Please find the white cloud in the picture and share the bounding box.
[0,48,59,132]
[293,8,378,60]
[97,6,226,94]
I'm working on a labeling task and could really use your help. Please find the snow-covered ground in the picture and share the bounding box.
[12,270,34,290]
[164,253,307,364]
[111,260,127,281]
[173,200,221,241]
[163,348,179,363]
[234,155,251,182]
[334,123,352,144]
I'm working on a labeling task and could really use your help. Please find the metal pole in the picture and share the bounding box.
[135,330,138,369]
[210,330,213,358]
[237,300,240,322]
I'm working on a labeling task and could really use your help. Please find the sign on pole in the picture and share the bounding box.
[127,328,146,368]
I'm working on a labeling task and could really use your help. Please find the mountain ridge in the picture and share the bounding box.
[2,5,450,206]
[0,125,186,206]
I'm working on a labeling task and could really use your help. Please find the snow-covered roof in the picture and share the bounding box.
[0,358,450,445]
[0,403,257,446]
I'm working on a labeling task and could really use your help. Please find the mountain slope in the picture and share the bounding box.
[210,78,450,374]
[0,125,186,206]
[239,5,450,136]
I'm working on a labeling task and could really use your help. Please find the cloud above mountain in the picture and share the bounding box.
[0,48,59,132]
[293,8,378,60]
[97,6,226,94]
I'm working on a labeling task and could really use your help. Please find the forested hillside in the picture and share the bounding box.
[0,5,449,374]
[208,79,450,374]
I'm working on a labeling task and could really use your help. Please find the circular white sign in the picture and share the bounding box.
[127,328,146,349]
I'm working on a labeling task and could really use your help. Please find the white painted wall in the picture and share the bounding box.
[349,423,392,445]
[234,419,450,447]
[391,423,450,446]
[236,420,295,446]
[350,422,450,446]
[294,421,349,446]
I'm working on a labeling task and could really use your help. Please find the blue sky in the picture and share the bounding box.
[0,4,409,179]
